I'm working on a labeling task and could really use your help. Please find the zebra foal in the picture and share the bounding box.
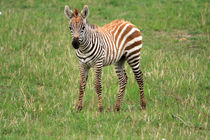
[64,5,146,111]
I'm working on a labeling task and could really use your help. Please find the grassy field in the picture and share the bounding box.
[0,0,209,139]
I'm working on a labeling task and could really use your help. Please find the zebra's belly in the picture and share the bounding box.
[102,50,125,66]
[79,60,95,67]
[102,59,117,66]
[77,53,104,67]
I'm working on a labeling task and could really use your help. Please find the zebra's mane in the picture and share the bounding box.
[86,20,98,29]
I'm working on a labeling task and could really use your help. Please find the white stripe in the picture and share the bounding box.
[126,44,142,54]
[103,33,110,65]
[125,36,142,49]
[104,32,113,64]
[110,39,116,64]
[131,63,139,69]
[110,25,118,33]
[127,54,141,62]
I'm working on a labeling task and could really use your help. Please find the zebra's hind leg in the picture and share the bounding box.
[114,56,128,111]
[127,56,146,110]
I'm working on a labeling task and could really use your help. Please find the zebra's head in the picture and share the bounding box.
[64,5,89,49]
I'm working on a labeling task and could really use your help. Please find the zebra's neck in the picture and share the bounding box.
[86,20,98,29]
[79,27,102,54]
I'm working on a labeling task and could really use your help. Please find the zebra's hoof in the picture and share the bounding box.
[141,102,146,110]
[77,106,83,111]
[114,106,121,112]
[140,98,146,110]
[99,107,103,112]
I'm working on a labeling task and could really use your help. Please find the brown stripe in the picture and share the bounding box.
[125,31,141,43]
[125,40,142,50]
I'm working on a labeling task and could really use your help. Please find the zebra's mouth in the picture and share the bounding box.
[72,38,80,49]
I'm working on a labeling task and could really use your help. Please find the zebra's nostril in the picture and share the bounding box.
[72,38,80,49]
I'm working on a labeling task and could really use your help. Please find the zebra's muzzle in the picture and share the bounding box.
[72,37,80,49]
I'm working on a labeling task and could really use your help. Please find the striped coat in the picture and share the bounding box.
[76,20,142,67]
[64,5,146,111]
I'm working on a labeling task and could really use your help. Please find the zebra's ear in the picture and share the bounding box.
[64,5,74,19]
[81,5,89,19]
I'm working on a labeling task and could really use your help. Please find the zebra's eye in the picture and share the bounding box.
[82,26,85,30]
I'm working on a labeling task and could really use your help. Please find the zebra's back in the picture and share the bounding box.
[100,20,143,66]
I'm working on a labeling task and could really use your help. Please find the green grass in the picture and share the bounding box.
[0,0,209,139]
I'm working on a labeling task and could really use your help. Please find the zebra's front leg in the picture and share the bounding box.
[94,61,103,112]
[77,64,89,111]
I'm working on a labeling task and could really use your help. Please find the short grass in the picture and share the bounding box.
[0,0,209,139]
